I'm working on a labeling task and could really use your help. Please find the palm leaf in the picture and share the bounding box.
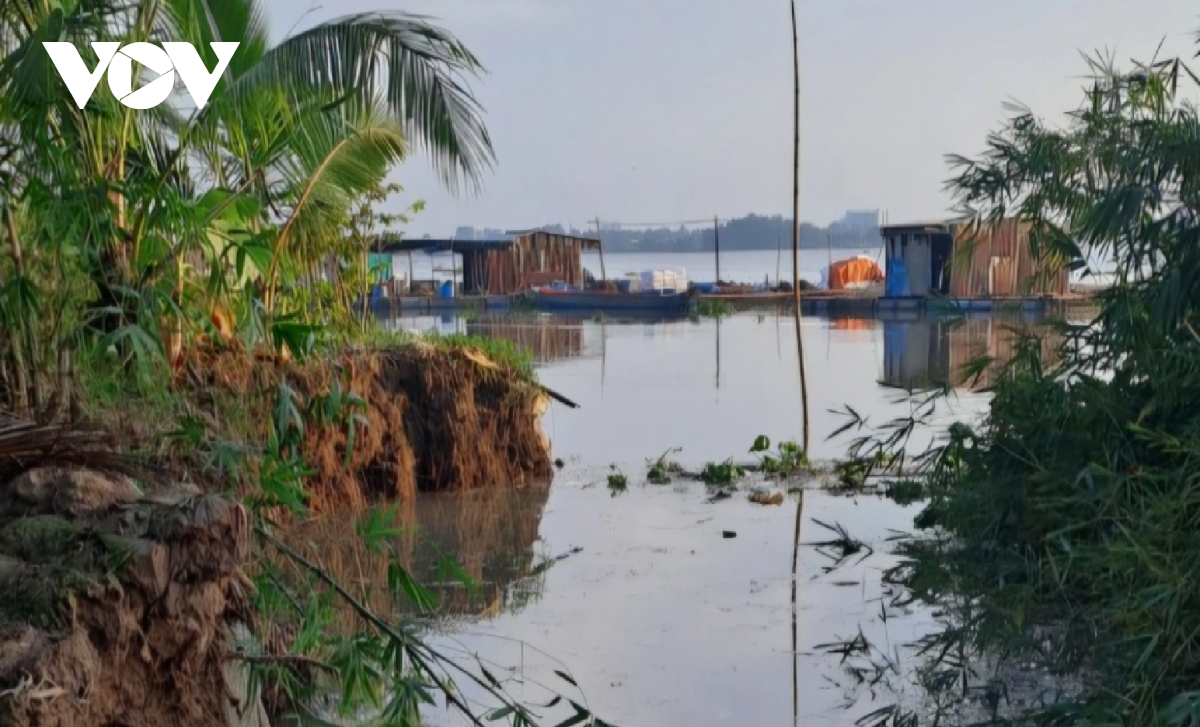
[159,0,269,82]
[215,12,493,192]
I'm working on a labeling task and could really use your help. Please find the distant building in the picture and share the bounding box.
[454,225,476,241]
[828,209,881,248]
[831,209,880,232]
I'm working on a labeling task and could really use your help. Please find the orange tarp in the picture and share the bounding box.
[828,256,885,290]
[833,318,873,331]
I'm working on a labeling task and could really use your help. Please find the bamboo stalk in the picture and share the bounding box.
[4,207,31,416]
[594,218,607,286]
[790,0,811,453]
[790,489,806,725]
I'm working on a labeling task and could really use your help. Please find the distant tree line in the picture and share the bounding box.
[548,214,882,253]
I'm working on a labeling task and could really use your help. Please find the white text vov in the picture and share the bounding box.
[42,41,239,110]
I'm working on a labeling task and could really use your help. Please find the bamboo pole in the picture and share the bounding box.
[776,235,782,288]
[790,0,811,454]
[790,489,805,725]
[594,218,607,287]
[714,216,721,284]
[790,8,811,720]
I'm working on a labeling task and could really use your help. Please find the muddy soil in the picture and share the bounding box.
[0,466,258,727]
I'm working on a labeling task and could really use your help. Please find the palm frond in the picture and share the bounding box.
[159,0,269,80]
[217,12,493,193]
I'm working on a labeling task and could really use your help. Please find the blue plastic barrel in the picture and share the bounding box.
[439,281,454,298]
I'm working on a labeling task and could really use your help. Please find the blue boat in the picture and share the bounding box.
[526,287,693,314]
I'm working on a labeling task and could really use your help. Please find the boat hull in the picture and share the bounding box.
[527,289,693,314]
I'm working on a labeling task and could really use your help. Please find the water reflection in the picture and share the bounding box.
[386,310,1073,725]
[283,482,552,621]
[376,310,605,365]
[465,313,592,365]
[880,314,1062,392]
[424,477,936,727]
[408,482,553,617]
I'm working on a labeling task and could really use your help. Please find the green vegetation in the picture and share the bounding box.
[699,459,745,486]
[0,1,608,724]
[749,435,808,477]
[693,299,734,318]
[646,447,682,484]
[433,332,537,380]
[856,44,1200,725]
[606,467,627,495]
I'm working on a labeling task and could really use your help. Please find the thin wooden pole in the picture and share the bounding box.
[714,215,721,284]
[593,218,607,288]
[789,12,811,719]
[791,0,811,454]
[827,226,833,287]
[776,235,783,288]
[790,489,806,727]
[716,314,721,390]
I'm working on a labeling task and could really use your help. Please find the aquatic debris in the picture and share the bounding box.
[554,458,565,469]
[699,459,744,485]
[646,447,683,485]
[528,546,584,577]
[693,299,734,318]
[705,489,733,504]
[606,466,628,496]
[748,490,785,506]
[749,435,810,477]
[722,531,737,539]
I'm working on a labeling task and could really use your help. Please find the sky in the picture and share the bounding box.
[263,0,1200,236]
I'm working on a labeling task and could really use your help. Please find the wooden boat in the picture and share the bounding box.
[526,287,693,314]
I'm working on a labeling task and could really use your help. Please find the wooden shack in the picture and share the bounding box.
[378,230,602,296]
[881,218,1069,299]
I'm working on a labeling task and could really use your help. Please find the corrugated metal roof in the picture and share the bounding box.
[880,215,974,234]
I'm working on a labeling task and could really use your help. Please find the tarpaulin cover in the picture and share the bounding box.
[885,257,909,297]
[828,256,885,290]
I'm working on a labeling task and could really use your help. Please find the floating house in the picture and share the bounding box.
[378,229,602,296]
[880,218,1069,299]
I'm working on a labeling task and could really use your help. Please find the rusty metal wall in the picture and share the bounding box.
[948,219,1070,298]
[466,232,590,295]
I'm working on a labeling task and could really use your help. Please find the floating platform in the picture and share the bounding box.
[370,295,514,313]
[526,289,692,315]
[698,291,1098,317]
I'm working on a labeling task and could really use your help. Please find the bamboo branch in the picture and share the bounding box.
[256,525,511,727]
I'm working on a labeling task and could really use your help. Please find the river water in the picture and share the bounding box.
[372,296,1086,725]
